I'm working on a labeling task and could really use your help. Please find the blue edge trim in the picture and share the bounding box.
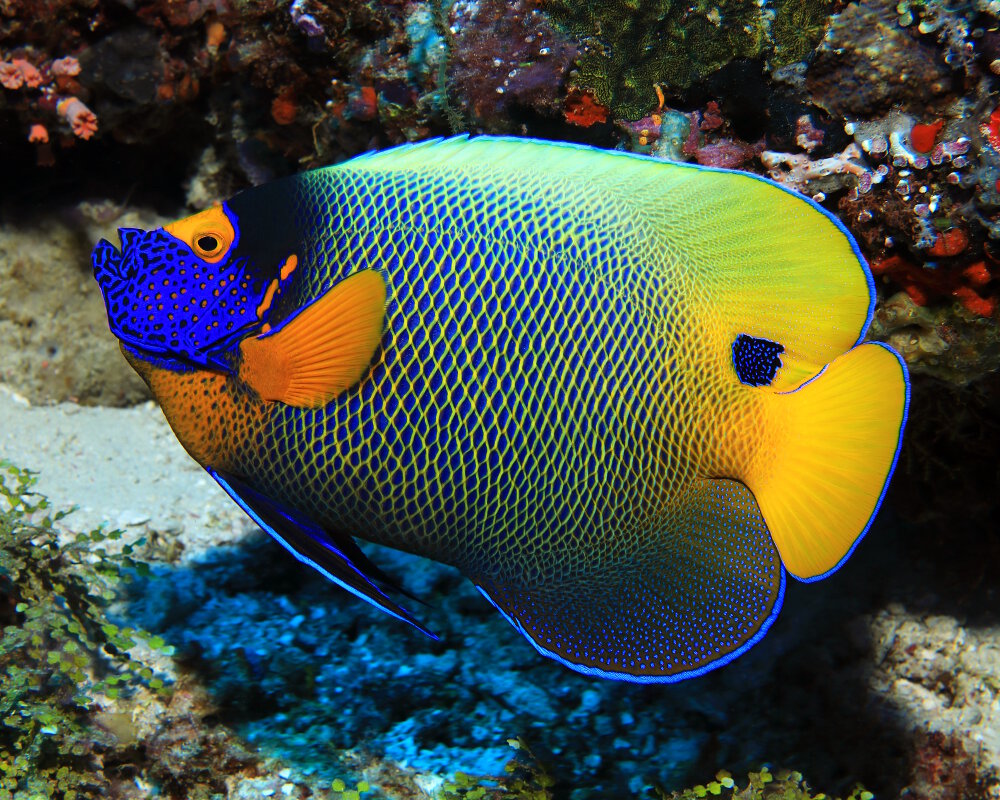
[253,135,906,683]
[206,467,439,641]
[792,341,912,585]
[476,571,787,685]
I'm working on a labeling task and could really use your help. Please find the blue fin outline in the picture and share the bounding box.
[206,467,437,639]
[475,567,787,684]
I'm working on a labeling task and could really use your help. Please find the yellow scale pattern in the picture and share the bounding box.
[220,140,799,680]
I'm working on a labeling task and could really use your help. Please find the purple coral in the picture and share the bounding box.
[290,0,324,38]
[448,0,577,129]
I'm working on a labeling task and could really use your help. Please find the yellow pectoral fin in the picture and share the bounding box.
[238,269,387,408]
[744,342,910,581]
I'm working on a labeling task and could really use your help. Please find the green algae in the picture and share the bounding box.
[543,0,833,118]
[658,766,873,800]
[0,462,171,799]
[440,737,554,799]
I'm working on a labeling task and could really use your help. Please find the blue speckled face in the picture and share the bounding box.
[92,183,305,371]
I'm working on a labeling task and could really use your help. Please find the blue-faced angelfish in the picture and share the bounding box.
[91,136,909,682]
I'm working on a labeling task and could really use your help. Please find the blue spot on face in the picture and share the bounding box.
[732,334,785,387]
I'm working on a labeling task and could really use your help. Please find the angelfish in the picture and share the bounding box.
[92,137,909,682]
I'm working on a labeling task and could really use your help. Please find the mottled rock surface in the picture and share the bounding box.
[806,0,952,117]
[0,208,166,406]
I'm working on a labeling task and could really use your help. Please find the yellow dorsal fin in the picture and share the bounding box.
[742,342,909,580]
[238,269,386,407]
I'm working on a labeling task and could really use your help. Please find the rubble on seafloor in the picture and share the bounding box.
[867,608,1000,783]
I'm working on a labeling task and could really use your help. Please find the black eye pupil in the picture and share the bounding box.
[197,235,219,252]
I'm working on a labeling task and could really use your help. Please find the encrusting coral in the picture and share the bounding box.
[544,0,832,119]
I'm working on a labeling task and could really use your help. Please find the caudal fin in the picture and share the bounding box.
[743,342,909,581]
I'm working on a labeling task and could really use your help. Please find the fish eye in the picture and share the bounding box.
[193,231,227,258]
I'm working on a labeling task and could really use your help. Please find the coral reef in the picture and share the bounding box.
[870,290,1000,383]
[761,142,868,198]
[746,0,1000,384]
[618,100,766,169]
[447,0,578,132]
[0,47,95,165]
[544,0,832,119]
[903,731,990,800]
[805,0,952,118]
[530,0,1000,384]
[2,0,419,185]
[865,608,1000,800]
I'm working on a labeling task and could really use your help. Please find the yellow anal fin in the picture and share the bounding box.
[747,342,909,581]
[238,269,386,408]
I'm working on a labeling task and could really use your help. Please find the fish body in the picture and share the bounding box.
[93,137,909,682]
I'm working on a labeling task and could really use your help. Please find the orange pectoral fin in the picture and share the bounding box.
[238,269,387,408]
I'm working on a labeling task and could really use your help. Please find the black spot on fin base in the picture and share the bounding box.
[474,479,785,683]
[732,334,785,387]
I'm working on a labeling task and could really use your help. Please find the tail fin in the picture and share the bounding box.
[743,342,909,581]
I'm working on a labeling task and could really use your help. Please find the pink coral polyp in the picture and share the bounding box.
[51,57,81,77]
[28,123,49,143]
[0,59,45,89]
[12,59,42,88]
[0,61,24,89]
[56,97,98,140]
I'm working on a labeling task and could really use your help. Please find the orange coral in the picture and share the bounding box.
[962,261,991,287]
[910,119,943,154]
[56,97,98,140]
[872,253,997,316]
[564,87,608,127]
[50,57,80,77]
[27,123,48,143]
[983,107,1000,151]
[953,286,996,316]
[176,73,199,102]
[347,85,377,121]
[206,21,226,49]
[0,61,21,89]
[11,59,42,88]
[271,90,297,125]
[928,228,969,257]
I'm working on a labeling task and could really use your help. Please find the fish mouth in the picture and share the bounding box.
[91,230,253,372]
[92,229,153,356]
[92,227,144,284]
[92,237,124,283]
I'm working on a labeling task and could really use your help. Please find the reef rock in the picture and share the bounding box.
[807,0,952,117]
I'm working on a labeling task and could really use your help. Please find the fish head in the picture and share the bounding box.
[92,194,303,371]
